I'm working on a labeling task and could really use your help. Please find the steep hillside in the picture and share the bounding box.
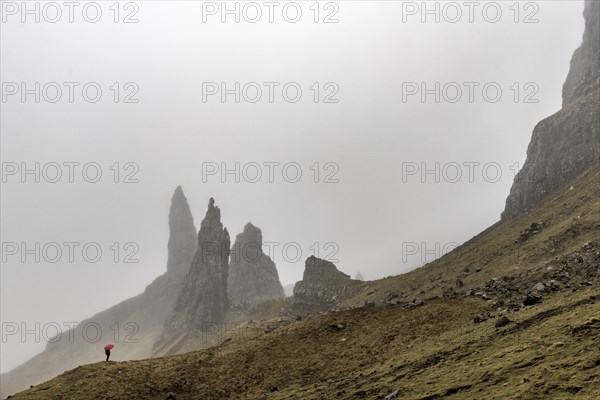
[8,166,599,400]
[3,3,598,398]
[339,166,599,309]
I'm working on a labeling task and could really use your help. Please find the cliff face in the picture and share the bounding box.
[168,198,230,332]
[228,223,285,306]
[502,92,600,219]
[563,0,600,107]
[502,0,600,220]
[1,187,198,399]
[293,256,362,310]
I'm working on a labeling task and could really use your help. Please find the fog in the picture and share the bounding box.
[0,0,585,372]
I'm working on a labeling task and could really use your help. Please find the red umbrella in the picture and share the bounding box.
[104,344,114,351]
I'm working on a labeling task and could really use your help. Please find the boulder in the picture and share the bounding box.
[532,282,546,293]
[495,316,511,328]
[524,291,543,306]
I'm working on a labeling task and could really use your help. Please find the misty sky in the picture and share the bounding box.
[0,0,586,372]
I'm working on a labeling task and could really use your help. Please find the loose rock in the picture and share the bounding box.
[495,316,511,328]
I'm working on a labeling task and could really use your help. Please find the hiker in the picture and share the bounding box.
[104,344,114,362]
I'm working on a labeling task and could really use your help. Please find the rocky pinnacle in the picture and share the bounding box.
[172,197,231,330]
[167,186,198,274]
[228,223,285,306]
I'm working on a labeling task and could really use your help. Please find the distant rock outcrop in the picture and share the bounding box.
[354,271,365,281]
[502,0,600,219]
[169,198,230,332]
[293,256,362,310]
[0,186,198,399]
[228,223,285,306]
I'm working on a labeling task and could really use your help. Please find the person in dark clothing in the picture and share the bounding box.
[105,348,111,362]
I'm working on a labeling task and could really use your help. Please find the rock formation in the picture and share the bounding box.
[354,271,365,281]
[502,0,600,219]
[563,0,600,107]
[167,186,199,273]
[293,256,362,310]
[228,223,285,306]
[0,186,198,399]
[168,198,230,332]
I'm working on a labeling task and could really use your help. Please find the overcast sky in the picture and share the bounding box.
[0,0,585,372]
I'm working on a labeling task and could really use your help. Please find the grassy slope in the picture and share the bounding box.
[7,167,600,400]
[343,166,599,308]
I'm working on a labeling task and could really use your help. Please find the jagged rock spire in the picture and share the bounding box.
[167,186,197,273]
[171,197,230,330]
[228,223,285,306]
